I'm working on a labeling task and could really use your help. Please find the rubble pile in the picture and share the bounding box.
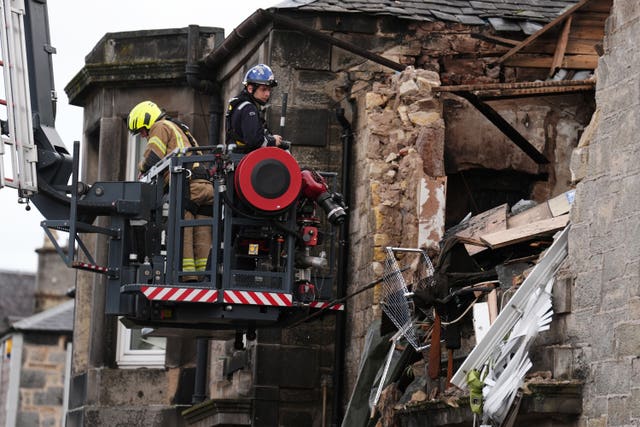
[347,190,576,427]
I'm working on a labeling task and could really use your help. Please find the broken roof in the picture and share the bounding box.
[274,0,579,31]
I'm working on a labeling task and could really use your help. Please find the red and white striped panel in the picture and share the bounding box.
[140,286,219,303]
[72,261,109,274]
[223,290,293,306]
[309,301,345,311]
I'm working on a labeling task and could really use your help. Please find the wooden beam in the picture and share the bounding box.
[521,38,604,56]
[497,0,592,64]
[549,15,573,78]
[503,54,599,69]
[472,85,594,99]
[455,203,509,255]
[472,33,520,47]
[480,215,569,249]
[453,91,550,164]
[435,80,595,94]
[580,0,613,13]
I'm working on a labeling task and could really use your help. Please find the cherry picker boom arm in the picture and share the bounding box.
[3,0,116,221]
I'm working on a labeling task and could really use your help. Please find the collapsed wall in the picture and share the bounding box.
[346,66,446,391]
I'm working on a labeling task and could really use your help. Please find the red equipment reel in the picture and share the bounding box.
[235,147,302,213]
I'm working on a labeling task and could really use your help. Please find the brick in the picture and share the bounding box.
[570,146,589,184]
[270,30,330,71]
[585,417,607,427]
[34,386,64,406]
[592,360,632,395]
[16,411,39,427]
[19,369,46,389]
[553,275,573,314]
[607,395,629,425]
[615,322,640,357]
[366,92,388,109]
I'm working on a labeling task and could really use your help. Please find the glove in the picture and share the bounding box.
[279,140,291,150]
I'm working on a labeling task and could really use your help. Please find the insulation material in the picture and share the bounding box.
[481,276,554,424]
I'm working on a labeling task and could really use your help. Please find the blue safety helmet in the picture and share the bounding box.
[243,64,278,87]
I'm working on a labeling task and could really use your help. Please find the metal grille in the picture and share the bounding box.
[380,247,434,351]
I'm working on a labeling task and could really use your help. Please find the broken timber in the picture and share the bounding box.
[434,80,595,100]
[480,214,569,249]
[455,203,508,255]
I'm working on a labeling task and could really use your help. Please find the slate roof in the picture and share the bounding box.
[10,299,74,333]
[274,0,579,32]
[0,270,36,333]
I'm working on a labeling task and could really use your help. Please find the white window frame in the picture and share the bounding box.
[115,319,166,368]
[117,136,167,368]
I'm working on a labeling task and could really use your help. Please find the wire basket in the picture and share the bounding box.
[380,247,435,351]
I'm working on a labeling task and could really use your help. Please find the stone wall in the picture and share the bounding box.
[331,14,595,407]
[35,236,76,312]
[345,66,446,392]
[566,1,640,425]
[18,333,69,427]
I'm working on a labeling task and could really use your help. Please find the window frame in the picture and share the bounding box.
[116,135,167,368]
[115,318,166,368]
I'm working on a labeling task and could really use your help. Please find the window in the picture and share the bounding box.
[116,319,166,368]
[116,134,167,368]
[126,133,146,180]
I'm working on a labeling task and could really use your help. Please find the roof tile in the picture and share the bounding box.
[274,0,580,28]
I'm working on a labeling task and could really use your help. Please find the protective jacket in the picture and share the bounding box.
[226,89,277,152]
[138,118,193,176]
[138,117,214,281]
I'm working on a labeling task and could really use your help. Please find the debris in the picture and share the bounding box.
[510,199,537,215]
[376,384,402,427]
[451,227,569,424]
[480,214,569,249]
[507,189,575,228]
[354,190,576,425]
[411,389,428,403]
[452,203,508,255]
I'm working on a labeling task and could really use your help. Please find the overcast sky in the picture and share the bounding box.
[0,0,279,272]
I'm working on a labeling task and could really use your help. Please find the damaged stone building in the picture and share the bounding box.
[55,0,640,425]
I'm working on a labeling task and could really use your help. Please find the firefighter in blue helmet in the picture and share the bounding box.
[226,64,284,152]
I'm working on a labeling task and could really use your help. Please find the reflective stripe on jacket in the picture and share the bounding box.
[138,119,195,181]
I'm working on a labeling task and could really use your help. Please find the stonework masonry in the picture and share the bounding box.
[18,334,69,427]
[345,66,446,393]
[566,1,640,425]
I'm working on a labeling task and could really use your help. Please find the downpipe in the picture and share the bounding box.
[332,108,353,426]
[185,25,222,405]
